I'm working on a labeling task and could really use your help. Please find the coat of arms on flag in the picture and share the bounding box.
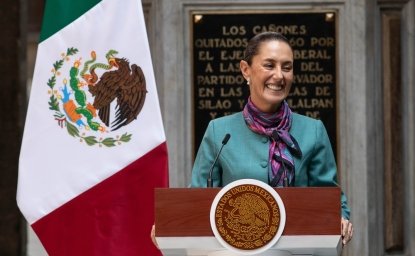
[17,0,168,255]
[48,48,147,147]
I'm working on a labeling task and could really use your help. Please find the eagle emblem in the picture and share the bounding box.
[213,184,281,251]
[47,48,147,147]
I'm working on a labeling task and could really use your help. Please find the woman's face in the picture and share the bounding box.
[240,40,294,113]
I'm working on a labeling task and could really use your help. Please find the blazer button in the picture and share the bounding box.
[260,161,268,168]
[262,137,268,143]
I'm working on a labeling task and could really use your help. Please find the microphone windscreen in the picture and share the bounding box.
[222,133,231,145]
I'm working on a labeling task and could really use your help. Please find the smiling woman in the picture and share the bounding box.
[190,32,353,245]
[239,36,293,113]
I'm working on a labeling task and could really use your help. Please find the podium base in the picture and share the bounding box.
[157,235,342,256]
[208,250,292,256]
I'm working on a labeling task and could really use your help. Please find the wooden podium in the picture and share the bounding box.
[155,187,342,256]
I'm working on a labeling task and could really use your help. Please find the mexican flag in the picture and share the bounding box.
[17,0,168,255]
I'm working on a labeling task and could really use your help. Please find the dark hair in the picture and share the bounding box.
[243,32,292,65]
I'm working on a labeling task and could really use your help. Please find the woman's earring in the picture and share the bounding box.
[247,78,250,85]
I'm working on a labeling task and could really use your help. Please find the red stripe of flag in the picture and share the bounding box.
[32,142,168,256]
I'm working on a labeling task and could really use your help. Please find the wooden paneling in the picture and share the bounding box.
[155,187,341,237]
[0,0,26,255]
[27,0,44,33]
[382,10,404,253]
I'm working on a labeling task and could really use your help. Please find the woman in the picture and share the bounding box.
[190,32,353,245]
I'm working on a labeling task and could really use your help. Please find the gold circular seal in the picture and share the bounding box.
[214,183,281,251]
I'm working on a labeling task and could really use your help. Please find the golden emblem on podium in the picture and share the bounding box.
[210,179,286,255]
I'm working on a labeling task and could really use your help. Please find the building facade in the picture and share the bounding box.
[2,0,414,255]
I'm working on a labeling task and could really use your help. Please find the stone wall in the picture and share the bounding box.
[19,0,415,255]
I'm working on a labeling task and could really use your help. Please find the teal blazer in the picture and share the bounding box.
[191,112,350,219]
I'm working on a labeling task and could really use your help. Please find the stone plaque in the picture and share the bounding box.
[192,12,338,157]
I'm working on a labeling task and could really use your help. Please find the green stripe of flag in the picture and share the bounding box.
[40,0,101,42]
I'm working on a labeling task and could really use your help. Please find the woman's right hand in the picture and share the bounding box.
[150,224,159,249]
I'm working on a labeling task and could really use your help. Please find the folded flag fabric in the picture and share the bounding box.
[17,0,168,255]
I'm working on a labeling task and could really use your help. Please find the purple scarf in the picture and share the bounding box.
[243,98,302,187]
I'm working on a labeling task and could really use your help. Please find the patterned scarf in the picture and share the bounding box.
[243,97,302,187]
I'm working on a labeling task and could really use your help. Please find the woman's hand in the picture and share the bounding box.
[150,224,159,249]
[341,218,353,245]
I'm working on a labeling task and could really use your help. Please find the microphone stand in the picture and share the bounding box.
[207,134,230,187]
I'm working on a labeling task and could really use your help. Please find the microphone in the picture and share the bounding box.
[207,133,231,187]
[271,130,289,187]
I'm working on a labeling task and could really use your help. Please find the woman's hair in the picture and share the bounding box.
[243,32,292,65]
